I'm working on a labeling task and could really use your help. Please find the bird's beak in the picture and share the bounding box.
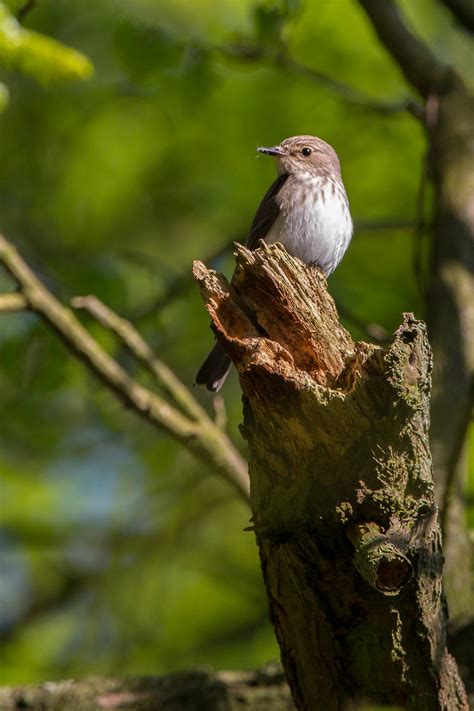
[257,145,288,156]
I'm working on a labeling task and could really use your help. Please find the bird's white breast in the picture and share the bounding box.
[265,174,353,275]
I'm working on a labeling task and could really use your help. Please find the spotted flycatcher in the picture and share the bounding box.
[196,135,353,392]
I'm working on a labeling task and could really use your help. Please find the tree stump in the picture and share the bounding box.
[194,242,467,711]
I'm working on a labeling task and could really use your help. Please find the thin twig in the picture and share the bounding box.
[412,149,430,297]
[17,0,38,22]
[355,217,415,232]
[412,95,439,298]
[131,236,238,322]
[213,395,228,430]
[0,292,28,313]
[0,234,249,503]
[219,42,423,119]
[71,294,207,423]
[337,302,390,344]
[281,55,424,119]
[131,218,416,323]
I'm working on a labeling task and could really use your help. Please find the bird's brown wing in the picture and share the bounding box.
[196,174,289,392]
[246,173,289,250]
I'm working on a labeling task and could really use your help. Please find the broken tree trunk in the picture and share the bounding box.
[193,243,467,711]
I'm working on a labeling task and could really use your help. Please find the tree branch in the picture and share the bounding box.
[280,55,424,119]
[17,0,39,22]
[0,234,249,504]
[357,0,458,97]
[71,294,206,423]
[130,235,239,321]
[441,0,474,33]
[0,666,292,711]
[220,42,423,118]
[0,292,28,312]
[337,303,390,344]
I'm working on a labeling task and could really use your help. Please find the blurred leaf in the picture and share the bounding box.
[252,0,302,47]
[181,43,218,101]
[0,2,93,83]
[114,21,183,80]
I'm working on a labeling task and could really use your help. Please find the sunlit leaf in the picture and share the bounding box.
[0,2,93,83]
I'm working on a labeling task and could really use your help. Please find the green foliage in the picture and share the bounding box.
[114,22,184,80]
[0,0,471,686]
[252,0,302,47]
[0,0,92,110]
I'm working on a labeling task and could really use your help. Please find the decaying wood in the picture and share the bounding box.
[194,242,468,710]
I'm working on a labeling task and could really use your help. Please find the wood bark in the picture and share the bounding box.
[194,243,468,710]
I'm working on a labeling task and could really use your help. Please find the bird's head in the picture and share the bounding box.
[257,135,341,178]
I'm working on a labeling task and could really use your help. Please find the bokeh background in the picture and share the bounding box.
[0,0,472,684]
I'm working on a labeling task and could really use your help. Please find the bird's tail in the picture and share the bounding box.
[195,342,231,393]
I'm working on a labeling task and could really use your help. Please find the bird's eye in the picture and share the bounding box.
[302,147,312,156]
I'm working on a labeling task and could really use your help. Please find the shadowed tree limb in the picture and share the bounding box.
[440,0,474,33]
[0,234,250,504]
[17,0,39,22]
[278,55,424,119]
[219,41,423,118]
[357,0,458,97]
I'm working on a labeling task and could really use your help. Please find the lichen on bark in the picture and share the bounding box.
[194,242,467,710]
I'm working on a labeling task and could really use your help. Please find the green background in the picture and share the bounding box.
[0,0,472,683]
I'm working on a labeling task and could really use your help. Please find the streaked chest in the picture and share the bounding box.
[265,174,353,273]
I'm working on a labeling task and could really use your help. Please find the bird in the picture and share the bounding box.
[195,135,353,392]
